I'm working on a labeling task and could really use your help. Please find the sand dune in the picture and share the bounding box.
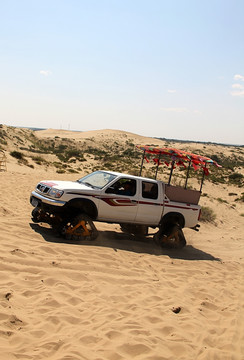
[0,128,243,359]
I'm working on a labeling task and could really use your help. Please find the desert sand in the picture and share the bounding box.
[0,127,244,360]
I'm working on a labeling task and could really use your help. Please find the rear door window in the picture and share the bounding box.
[142,181,158,199]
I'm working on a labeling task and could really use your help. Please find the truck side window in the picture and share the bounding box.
[106,178,136,196]
[142,181,158,199]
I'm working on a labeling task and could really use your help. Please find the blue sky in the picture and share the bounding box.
[0,0,244,144]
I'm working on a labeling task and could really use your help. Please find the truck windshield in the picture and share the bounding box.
[77,171,117,189]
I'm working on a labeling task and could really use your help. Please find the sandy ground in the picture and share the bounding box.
[0,129,244,360]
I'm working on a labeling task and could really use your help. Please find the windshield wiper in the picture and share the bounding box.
[82,181,95,188]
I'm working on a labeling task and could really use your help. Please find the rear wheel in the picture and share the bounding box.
[61,214,98,241]
[154,224,186,249]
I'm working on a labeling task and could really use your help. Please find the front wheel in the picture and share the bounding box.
[61,214,98,241]
[31,207,43,223]
[154,224,186,249]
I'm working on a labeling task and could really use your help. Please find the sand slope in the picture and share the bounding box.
[0,129,244,359]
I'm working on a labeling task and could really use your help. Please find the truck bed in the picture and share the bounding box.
[165,184,201,205]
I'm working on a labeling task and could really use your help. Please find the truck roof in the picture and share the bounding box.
[101,170,163,184]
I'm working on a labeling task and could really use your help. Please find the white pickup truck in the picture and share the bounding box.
[30,170,202,248]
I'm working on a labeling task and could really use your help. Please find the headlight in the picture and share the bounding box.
[48,188,64,198]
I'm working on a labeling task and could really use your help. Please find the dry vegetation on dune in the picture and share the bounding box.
[1,124,243,207]
[1,125,244,180]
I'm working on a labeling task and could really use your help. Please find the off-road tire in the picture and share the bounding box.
[61,213,98,241]
[154,224,186,249]
[31,207,43,223]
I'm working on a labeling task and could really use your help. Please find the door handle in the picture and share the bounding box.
[131,200,138,203]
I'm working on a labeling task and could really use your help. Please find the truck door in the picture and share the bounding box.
[135,180,162,225]
[97,178,139,222]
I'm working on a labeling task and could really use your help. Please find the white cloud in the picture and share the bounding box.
[40,70,52,76]
[160,107,188,113]
[232,83,244,89]
[230,75,244,97]
[230,90,244,97]
[234,74,244,81]
[167,89,177,93]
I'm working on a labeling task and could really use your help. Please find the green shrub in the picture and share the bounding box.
[217,197,228,204]
[0,139,7,145]
[200,206,216,223]
[235,193,244,202]
[56,148,86,162]
[31,156,47,165]
[229,172,243,185]
[0,129,7,140]
[10,151,24,160]
[208,172,226,184]
[68,168,79,173]
[56,169,65,174]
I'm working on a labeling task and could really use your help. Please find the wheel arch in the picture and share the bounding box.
[161,211,185,229]
[65,198,98,220]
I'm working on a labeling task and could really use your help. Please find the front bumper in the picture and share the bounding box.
[30,191,66,207]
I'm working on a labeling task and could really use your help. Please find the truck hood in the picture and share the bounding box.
[39,180,94,192]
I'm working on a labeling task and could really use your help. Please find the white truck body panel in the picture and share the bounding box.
[31,171,201,229]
